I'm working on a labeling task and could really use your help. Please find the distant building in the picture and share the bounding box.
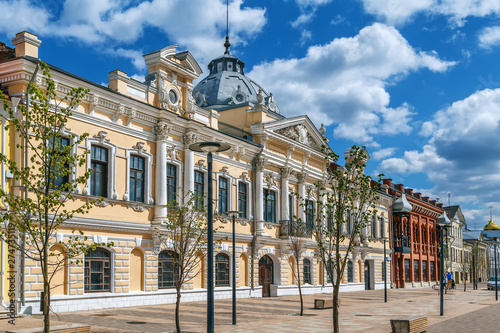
[443,206,467,283]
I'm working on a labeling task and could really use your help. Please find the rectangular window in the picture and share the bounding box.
[130,155,145,202]
[238,182,247,218]
[167,164,177,205]
[194,171,204,209]
[347,261,353,282]
[327,206,333,232]
[430,261,435,281]
[422,261,428,282]
[306,200,315,229]
[414,260,420,282]
[289,195,294,221]
[346,210,351,234]
[49,136,70,189]
[90,146,108,197]
[404,259,411,283]
[218,177,228,215]
[263,189,276,223]
[372,215,377,238]
[379,216,385,238]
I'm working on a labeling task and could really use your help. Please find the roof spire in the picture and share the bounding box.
[224,0,231,55]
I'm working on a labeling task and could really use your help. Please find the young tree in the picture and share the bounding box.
[313,145,381,333]
[284,221,308,316]
[156,192,210,333]
[0,62,110,333]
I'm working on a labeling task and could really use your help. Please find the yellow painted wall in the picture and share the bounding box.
[129,248,144,291]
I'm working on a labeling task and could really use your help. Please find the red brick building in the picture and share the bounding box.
[383,179,443,288]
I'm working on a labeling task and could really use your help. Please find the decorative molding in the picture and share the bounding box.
[93,131,110,144]
[296,172,307,184]
[195,159,205,169]
[275,125,320,150]
[155,121,171,141]
[280,167,294,180]
[127,204,151,212]
[183,132,197,149]
[255,157,267,172]
[167,145,181,160]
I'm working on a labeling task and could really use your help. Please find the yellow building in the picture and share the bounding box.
[0,31,392,314]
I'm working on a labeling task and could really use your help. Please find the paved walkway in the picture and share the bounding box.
[0,284,497,332]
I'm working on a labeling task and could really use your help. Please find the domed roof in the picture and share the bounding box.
[192,53,280,114]
[484,218,500,231]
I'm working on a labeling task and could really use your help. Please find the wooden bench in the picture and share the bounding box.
[314,298,341,309]
[6,324,91,333]
[390,315,427,333]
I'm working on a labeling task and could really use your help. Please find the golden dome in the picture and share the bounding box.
[484,219,500,231]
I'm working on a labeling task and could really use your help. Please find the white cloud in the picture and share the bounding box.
[361,0,500,26]
[296,0,333,8]
[291,13,315,28]
[299,30,312,46]
[248,23,455,145]
[372,147,397,160]
[378,88,500,217]
[104,48,147,71]
[0,0,266,68]
[478,26,500,49]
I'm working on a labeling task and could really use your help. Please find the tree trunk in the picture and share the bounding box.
[464,280,466,292]
[175,286,182,333]
[298,280,303,316]
[333,283,340,333]
[43,246,50,333]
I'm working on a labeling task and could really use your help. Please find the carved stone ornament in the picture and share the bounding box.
[183,132,197,149]
[240,172,248,182]
[276,125,319,150]
[228,146,245,161]
[94,199,114,207]
[167,145,181,160]
[93,131,110,144]
[128,204,150,212]
[155,121,171,141]
[196,160,205,169]
[219,166,229,176]
[114,104,126,122]
[296,172,307,184]
[133,142,146,154]
[264,171,277,188]
[255,157,267,172]
[280,167,294,180]
[195,91,207,107]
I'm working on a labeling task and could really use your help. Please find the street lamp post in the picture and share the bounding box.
[472,246,476,290]
[189,142,231,333]
[228,211,240,325]
[437,211,451,316]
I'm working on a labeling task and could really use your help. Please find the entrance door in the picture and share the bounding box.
[259,255,273,297]
[364,260,370,290]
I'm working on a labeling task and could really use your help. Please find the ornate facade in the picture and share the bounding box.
[0,31,391,315]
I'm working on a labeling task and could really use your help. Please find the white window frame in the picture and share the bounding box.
[52,128,81,193]
[236,176,252,219]
[125,144,153,204]
[263,184,280,223]
[194,162,207,207]
[215,171,234,216]
[166,159,183,205]
[85,134,117,199]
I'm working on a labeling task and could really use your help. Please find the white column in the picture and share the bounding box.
[154,122,170,224]
[280,167,293,221]
[183,132,196,204]
[297,172,307,222]
[255,157,266,235]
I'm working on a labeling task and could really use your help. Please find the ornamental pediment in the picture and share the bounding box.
[275,124,320,150]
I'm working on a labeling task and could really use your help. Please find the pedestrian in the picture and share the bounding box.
[452,279,456,289]
[447,272,453,289]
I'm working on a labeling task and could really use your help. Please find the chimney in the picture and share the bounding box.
[395,184,403,192]
[430,200,437,206]
[108,70,129,93]
[383,178,392,187]
[405,188,414,196]
[438,203,443,209]
[12,31,41,58]
[415,193,422,199]
[423,196,429,203]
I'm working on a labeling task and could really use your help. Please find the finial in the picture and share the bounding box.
[224,0,231,55]
[490,206,493,220]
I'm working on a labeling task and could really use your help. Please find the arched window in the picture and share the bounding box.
[259,255,274,285]
[158,251,178,289]
[303,258,311,284]
[347,261,353,283]
[84,248,111,292]
[215,253,230,286]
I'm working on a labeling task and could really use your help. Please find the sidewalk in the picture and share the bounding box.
[0,284,496,332]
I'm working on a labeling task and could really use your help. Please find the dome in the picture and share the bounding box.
[192,53,280,114]
[484,218,500,231]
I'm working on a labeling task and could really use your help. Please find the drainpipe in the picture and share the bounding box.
[0,97,20,310]
[251,146,264,291]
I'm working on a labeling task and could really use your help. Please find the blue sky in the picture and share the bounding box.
[1,0,500,228]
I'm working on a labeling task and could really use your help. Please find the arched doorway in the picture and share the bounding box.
[364,260,371,290]
[259,255,273,297]
[130,248,144,291]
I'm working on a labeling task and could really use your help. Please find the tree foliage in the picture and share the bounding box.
[313,145,381,333]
